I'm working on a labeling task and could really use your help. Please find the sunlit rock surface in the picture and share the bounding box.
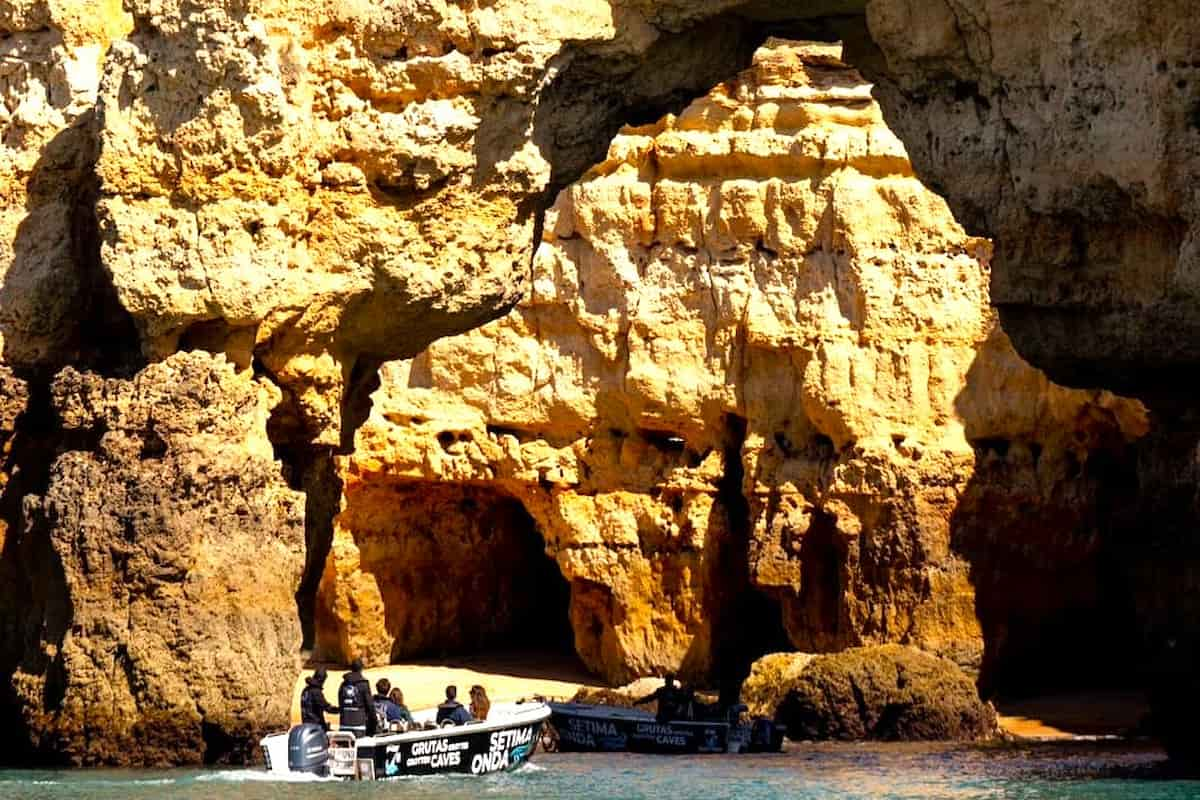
[316,41,1146,686]
[0,0,1194,766]
[91,0,780,445]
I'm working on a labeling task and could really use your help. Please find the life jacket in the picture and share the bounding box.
[339,673,369,730]
[373,695,394,727]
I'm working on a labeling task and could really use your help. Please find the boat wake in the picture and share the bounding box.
[196,770,337,783]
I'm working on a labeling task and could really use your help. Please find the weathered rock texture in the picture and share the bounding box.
[92,0,797,446]
[315,41,1146,689]
[741,651,815,719]
[5,353,304,765]
[764,645,998,741]
[0,0,1195,767]
[859,1,1200,400]
[0,0,132,369]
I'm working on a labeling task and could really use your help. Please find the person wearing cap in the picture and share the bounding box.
[300,668,338,731]
[338,658,377,736]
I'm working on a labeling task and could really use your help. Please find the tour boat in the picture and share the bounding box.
[261,700,551,779]
[544,701,785,754]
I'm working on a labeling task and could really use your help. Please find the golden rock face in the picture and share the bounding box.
[0,0,1189,766]
[87,0,759,445]
[316,41,1148,684]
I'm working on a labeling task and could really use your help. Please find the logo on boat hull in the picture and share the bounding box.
[469,725,535,774]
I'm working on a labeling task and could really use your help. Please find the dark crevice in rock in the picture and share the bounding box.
[709,413,791,705]
[70,143,144,379]
[200,720,254,766]
[341,354,384,453]
[285,353,383,652]
[790,507,849,651]
[292,447,341,653]
[0,374,72,766]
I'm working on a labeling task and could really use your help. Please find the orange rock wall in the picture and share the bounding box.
[316,41,1147,685]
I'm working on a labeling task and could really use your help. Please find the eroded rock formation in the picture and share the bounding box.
[0,0,1195,766]
[757,645,999,741]
[6,353,304,765]
[0,0,132,369]
[315,41,1146,689]
[860,1,1200,399]
[91,0,794,445]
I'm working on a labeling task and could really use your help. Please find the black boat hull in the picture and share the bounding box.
[549,703,742,754]
[360,719,544,776]
[547,702,785,754]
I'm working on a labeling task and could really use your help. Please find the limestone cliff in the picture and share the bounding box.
[0,0,1194,766]
[91,0,788,445]
[315,42,1146,689]
[0,0,132,369]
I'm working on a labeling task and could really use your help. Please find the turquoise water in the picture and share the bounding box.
[2,743,1196,800]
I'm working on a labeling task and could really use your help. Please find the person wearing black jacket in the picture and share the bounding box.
[300,668,338,731]
[634,674,686,722]
[435,685,473,725]
[338,659,377,736]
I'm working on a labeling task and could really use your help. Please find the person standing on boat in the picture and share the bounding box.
[338,658,377,736]
[634,673,685,722]
[299,668,338,731]
[436,685,473,725]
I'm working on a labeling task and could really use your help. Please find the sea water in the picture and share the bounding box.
[2,742,1197,800]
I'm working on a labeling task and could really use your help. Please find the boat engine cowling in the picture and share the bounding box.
[287,724,330,774]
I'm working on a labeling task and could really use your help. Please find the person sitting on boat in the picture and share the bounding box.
[338,658,377,736]
[469,684,491,721]
[389,687,415,728]
[373,678,399,727]
[299,668,338,731]
[436,685,474,726]
[634,673,686,722]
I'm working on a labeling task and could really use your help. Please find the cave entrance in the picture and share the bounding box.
[354,482,576,668]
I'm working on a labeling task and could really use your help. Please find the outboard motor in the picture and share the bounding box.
[287,723,330,774]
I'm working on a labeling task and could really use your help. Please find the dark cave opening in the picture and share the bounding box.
[952,434,1148,703]
[710,414,792,704]
[326,481,577,667]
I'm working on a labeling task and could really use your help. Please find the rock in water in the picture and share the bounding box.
[771,645,997,742]
[10,353,305,765]
[742,653,815,720]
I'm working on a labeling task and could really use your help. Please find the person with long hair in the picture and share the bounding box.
[469,684,491,721]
